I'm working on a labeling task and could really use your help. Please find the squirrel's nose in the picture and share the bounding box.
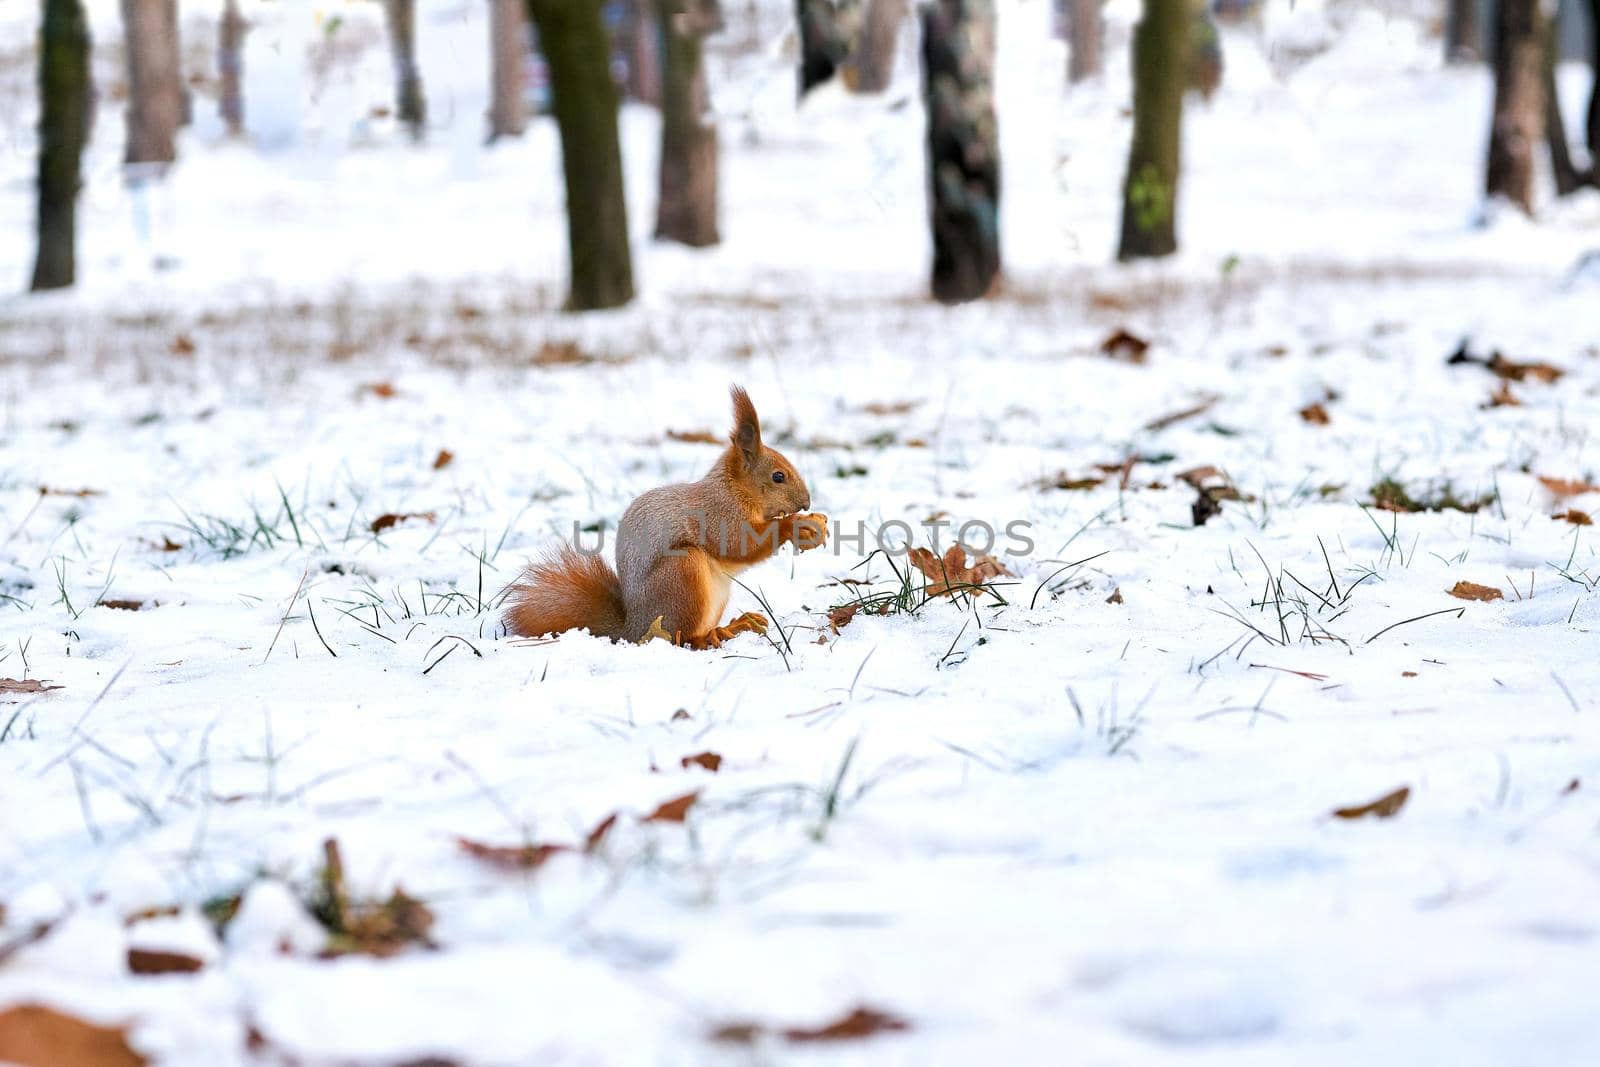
[800,494,811,511]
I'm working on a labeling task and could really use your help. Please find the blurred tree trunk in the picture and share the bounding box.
[1068,0,1102,82]
[1117,0,1184,260]
[33,0,92,291]
[1586,0,1600,159]
[921,0,1000,303]
[1446,0,1482,63]
[527,0,636,309]
[218,0,244,136]
[1544,11,1584,193]
[797,0,855,96]
[121,0,183,164]
[1485,0,1544,212]
[489,0,527,140]
[623,0,661,104]
[655,0,720,245]
[383,0,427,139]
[850,0,903,93]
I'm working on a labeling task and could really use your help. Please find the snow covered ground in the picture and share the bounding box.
[3,1,1600,1064]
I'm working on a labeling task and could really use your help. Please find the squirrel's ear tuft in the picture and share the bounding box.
[729,384,762,467]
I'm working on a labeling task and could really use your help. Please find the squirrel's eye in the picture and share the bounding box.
[771,471,786,484]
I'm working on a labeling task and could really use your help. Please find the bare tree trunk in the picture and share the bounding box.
[1446,0,1482,63]
[1118,0,1184,260]
[623,0,661,104]
[1545,10,1585,193]
[921,0,1000,303]
[1067,0,1102,82]
[218,0,244,136]
[489,0,527,140]
[850,0,903,93]
[1485,0,1544,212]
[33,0,92,292]
[1586,0,1600,159]
[383,0,427,139]
[527,0,635,310]
[121,0,183,165]
[655,0,720,245]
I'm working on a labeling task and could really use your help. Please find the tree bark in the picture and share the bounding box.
[121,0,183,165]
[921,0,1000,303]
[655,0,720,246]
[1446,0,1482,63]
[1544,9,1585,193]
[623,0,661,104]
[218,0,244,136]
[33,0,92,292]
[1067,0,1102,83]
[797,0,855,96]
[850,0,903,93]
[383,0,427,139]
[489,0,527,140]
[1586,0,1600,159]
[1485,0,1544,212]
[527,0,636,310]
[1117,0,1184,260]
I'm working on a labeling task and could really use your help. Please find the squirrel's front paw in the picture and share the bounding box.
[790,513,828,552]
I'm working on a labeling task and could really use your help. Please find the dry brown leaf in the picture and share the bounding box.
[531,340,594,367]
[1105,588,1124,605]
[1487,353,1564,383]
[39,486,102,498]
[1177,465,1224,488]
[456,837,571,872]
[370,511,437,534]
[0,1004,146,1067]
[644,791,700,824]
[361,382,398,399]
[1402,670,1418,678]
[1099,327,1150,364]
[907,544,1013,599]
[1035,472,1104,492]
[98,599,144,612]
[431,449,455,470]
[1483,381,1521,408]
[1553,508,1594,526]
[1332,785,1410,820]
[666,429,721,445]
[1,678,62,695]
[169,333,196,357]
[583,812,619,853]
[1538,475,1599,498]
[127,948,205,975]
[712,1005,912,1046]
[859,400,922,416]
[316,839,435,958]
[1447,581,1504,602]
[669,708,692,722]
[680,752,723,773]
[1562,778,1580,795]
[1298,402,1330,425]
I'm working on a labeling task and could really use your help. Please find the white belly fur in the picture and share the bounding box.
[698,557,748,633]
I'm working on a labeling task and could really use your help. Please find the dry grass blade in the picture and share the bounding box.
[1,679,63,696]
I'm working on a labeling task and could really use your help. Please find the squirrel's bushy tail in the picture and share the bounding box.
[503,543,625,640]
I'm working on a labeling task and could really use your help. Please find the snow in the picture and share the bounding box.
[3,1,1600,1064]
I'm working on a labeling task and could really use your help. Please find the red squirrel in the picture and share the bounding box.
[504,386,828,648]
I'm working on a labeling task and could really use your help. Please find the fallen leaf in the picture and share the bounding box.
[314,839,435,958]
[1332,785,1410,820]
[456,837,571,872]
[1483,381,1521,408]
[1562,778,1580,795]
[666,429,720,444]
[1447,581,1504,602]
[644,791,700,824]
[0,1004,146,1067]
[38,486,101,498]
[859,400,921,416]
[431,449,454,470]
[454,304,484,322]
[1099,327,1150,364]
[1537,475,1599,498]
[712,1005,912,1046]
[669,708,691,722]
[370,511,437,534]
[680,752,723,773]
[1487,352,1563,383]
[1106,588,1124,605]
[1402,670,1418,678]
[907,544,1013,599]
[98,599,144,612]
[1298,402,1330,425]
[1,679,62,695]
[531,340,594,367]
[169,333,196,357]
[583,812,619,853]
[1034,472,1104,492]
[361,382,398,399]
[1177,465,1225,488]
[1553,508,1594,526]
[127,948,205,975]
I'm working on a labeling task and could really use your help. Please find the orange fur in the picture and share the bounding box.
[503,543,625,639]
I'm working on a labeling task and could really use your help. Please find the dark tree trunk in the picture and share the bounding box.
[489,0,527,140]
[921,0,1000,303]
[1485,0,1544,212]
[528,0,636,310]
[218,0,244,136]
[850,0,902,93]
[1067,0,1102,82]
[655,0,720,246]
[121,0,183,165]
[1447,0,1482,63]
[33,0,92,292]
[1117,0,1185,260]
[1586,0,1600,159]
[1545,11,1584,193]
[384,0,427,139]
[797,0,854,96]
